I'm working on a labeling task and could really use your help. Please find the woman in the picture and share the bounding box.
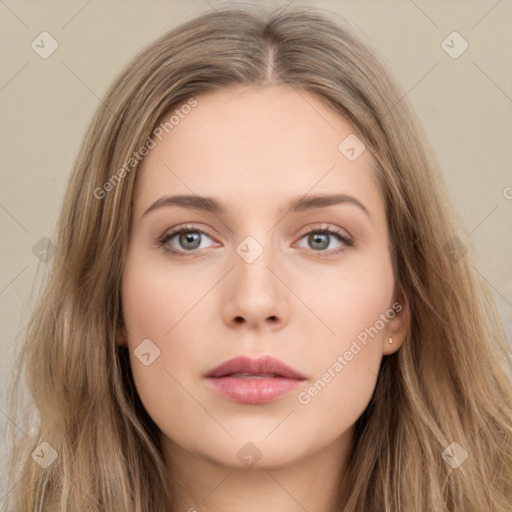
[4,4,512,511]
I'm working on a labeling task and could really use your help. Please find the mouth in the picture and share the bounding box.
[204,355,307,404]
[205,355,307,380]
[225,373,282,379]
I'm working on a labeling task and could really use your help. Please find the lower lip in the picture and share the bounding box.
[205,376,305,404]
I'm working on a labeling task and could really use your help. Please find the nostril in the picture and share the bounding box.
[234,316,244,324]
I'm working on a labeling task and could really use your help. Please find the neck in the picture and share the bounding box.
[162,428,353,512]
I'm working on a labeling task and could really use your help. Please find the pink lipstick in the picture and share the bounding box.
[204,355,307,404]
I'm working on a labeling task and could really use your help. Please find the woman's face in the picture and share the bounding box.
[120,84,408,470]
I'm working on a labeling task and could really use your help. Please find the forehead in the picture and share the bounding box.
[133,85,382,219]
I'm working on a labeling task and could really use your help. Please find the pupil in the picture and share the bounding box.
[310,233,329,250]
[180,231,200,250]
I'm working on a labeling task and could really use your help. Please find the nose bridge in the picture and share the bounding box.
[233,231,278,297]
[221,229,288,329]
[229,200,277,269]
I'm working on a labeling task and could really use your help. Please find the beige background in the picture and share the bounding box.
[1,0,511,477]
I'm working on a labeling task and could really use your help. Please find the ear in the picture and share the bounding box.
[116,320,129,347]
[383,286,410,356]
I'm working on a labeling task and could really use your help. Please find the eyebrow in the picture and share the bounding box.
[143,193,370,219]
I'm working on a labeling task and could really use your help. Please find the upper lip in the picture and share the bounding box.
[205,355,307,379]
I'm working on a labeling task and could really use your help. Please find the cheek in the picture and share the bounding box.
[296,269,392,436]
[299,250,394,408]
[313,249,395,341]
[121,253,192,339]
[120,251,211,428]
[295,352,379,455]
[121,276,186,438]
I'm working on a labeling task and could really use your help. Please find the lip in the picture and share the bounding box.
[205,355,307,380]
[204,355,307,404]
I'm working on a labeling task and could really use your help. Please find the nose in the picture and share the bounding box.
[221,244,289,332]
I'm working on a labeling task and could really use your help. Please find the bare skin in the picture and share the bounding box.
[119,84,409,512]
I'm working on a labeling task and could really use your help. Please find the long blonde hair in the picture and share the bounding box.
[4,4,511,511]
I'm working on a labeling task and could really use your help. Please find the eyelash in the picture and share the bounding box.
[157,223,354,258]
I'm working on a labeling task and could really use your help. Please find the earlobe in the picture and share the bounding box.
[383,291,410,355]
[116,334,126,347]
[116,321,128,347]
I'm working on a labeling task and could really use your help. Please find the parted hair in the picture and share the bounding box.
[4,4,512,511]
